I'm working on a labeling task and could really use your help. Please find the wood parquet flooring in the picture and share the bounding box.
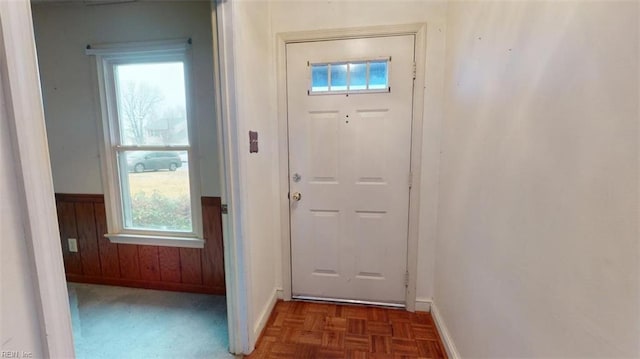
[246,300,448,359]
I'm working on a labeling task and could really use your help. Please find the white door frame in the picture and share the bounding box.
[0,1,249,356]
[0,2,75,357]
[277,23,427,312]
[212,0,252,354]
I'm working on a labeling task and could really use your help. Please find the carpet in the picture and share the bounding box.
[68,282,234,359]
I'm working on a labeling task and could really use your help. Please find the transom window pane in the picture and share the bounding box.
[311,64,329,92]
[330,64,348,91]
[115,62,189,146]
[119,150,192,232]
[310,59,389,94]
[349,63,367,90]
[369,61,389,90]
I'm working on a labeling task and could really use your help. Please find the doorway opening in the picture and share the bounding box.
[29,1,233,357]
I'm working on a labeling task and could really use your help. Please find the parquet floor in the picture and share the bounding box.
[246,300,448,359]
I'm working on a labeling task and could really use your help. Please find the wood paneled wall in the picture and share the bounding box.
[55,194,225,295]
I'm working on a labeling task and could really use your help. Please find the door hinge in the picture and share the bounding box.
[221,204,228,214]
[405,271,409,287]
[412,62,417,80]
[408,172,413,189]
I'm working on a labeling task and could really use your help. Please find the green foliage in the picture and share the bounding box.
[131,190,191,231]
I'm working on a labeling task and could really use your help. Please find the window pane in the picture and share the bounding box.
[330,64,347,91]
[369,61,388,90]
[115,62,189,146]
[119,150,192,232]
[349,63,367,90]
[311,64,329,92]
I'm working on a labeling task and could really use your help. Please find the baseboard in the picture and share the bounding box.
[415,297,433,312]
[252,287,280,348]
[431,302,461,359]
[276,288,284,300]
[66,275,225,295]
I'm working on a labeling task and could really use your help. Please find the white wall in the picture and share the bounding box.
[0,71,45,359]
[31,1,221,196]
[269,0,448,305]
[436,1,639,357]
[214,1,449,351]
[223,0,281,347]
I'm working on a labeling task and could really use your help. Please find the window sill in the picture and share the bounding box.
[106,233,205,249]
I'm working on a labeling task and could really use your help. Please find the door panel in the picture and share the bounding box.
[354,211,387,278]
[310,210,341,275]
[309,111,340,182]
[287,35,415,304]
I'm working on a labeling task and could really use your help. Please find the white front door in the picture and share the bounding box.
[287,35,415,305]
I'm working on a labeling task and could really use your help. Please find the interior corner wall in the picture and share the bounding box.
[436,1,639,357]
[269,0,449,305]
[0,72,45,358]
[31,1,221,196]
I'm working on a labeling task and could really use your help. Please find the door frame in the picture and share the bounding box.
[0,2,75,356]
[212,0,250,353]
[276,23,427,311]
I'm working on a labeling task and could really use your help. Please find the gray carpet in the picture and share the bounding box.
[68,283,234,359]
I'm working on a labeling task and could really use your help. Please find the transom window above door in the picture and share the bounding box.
[309,59,389,94]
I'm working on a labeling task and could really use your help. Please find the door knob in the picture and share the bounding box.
[291,192,302,201]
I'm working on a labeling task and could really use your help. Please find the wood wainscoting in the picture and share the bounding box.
[55,194,225,295]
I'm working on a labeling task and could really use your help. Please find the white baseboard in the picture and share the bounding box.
[252,288,280,347]
[415,297,433,312]
[276,288,284,300]
[431,302,461,359]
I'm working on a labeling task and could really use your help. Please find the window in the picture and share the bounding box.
[309,59,390,94]
[88,40,203,247]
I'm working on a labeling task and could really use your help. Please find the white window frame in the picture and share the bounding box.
[87,39,204,248]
